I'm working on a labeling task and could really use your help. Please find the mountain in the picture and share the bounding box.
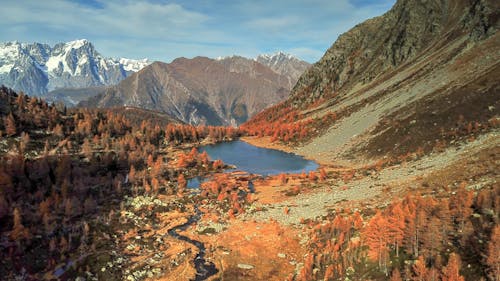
[243,0,499,162]
[81,54,310,126]
[0,39,150,96]
[255,51,311,89]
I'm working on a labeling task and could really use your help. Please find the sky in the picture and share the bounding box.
[0,0,395,63]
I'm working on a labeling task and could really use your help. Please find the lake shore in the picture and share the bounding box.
[239,136,294,153]
[240,136,334,166]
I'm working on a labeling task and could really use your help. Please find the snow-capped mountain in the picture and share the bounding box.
[215,52,310,89]
[0,39,150,95]
[255,52,310,88]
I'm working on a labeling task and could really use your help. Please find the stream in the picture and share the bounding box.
[167,207,218,281]
[168,140,319,280]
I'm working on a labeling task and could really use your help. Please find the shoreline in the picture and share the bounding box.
[240,136,333,166]
[239,136,294,153]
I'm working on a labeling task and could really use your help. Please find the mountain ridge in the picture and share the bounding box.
[80,54,310,126]
[0,39,150,96]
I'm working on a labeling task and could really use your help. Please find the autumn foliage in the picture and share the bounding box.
[240,101,339,144]
[0,87,238,278]
[199,173,251,217]
[293,187,498,281]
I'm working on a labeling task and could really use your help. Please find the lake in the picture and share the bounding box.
[199,140,318,176]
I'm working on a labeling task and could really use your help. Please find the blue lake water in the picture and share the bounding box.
[199,140,318,176]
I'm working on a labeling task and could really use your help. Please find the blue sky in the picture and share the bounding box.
[0,0,395,63]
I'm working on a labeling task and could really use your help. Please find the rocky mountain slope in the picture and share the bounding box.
[0,39,150,96]
[244,0,499,164]
[81,54,309,126]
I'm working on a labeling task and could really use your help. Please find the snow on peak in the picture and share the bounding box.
[65,39,89,49]
[215,55,241,61]
[256,51,297,62]
[0,39,152,94]
[118,58,151,72]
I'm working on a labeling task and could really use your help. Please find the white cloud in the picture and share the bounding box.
[0,0,210,39]
[0,0,396,63]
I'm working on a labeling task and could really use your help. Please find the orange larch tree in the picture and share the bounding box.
[412,255,429,281]
[449,183,474,232]
[199,151,210,166]
[319,168,327,181]
[387,201,405,257]
[278,173,287,185]
[177,174,187,195]
[390,268,402,281]
[4,113,17,136]
[441,253,464,281]
[486,225,500,281]
[363,211,390,273]
[308,171,317,182]
[10,207,29,242]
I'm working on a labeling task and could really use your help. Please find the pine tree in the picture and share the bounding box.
[319,168,327,181]
[486,226,500,281]
[0,193,8,220]
[4,113,16,136]
[308,171,317,182]
[449,183,473,232]
[442,253,464,281]
[177,174,187,195]
[363,211,390,273]
[151,177,160,193]
[390,268,402,281]
[128,165,136,185]
[388,201,405,257]
[199,151,210,166]
[412,255,428,281]
[10,207,29,241]
[278,173,288,185]
[81,138,92,158]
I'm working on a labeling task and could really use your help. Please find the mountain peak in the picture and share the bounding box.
[256,51,296,61]
[65,39,90,49]
[118,57,151,72]
[255,52,310,84]
[0,39,151,95]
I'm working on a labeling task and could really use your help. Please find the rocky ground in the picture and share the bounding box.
[242,130,498,226]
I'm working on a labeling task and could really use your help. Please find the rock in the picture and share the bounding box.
[237,263,254,270]
[277,253,286,258]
